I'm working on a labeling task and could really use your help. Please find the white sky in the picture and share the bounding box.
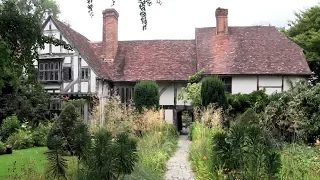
[56,0,319,41]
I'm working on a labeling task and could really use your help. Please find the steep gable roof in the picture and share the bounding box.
[42,16,112,79]
[196,26,311,75]
[92,40,197,81]
[41,17,311,82]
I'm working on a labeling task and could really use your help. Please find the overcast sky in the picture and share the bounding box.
[55,0,319,41]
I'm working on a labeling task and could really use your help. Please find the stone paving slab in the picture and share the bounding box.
[164,135,195,180]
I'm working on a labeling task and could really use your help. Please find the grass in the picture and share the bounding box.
[125,124,178,180]
[278,144,320,180]
[0,147,48,179]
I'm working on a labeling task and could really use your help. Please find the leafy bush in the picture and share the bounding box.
[227,90,268,115]
[32,122,51,147]
[201,77,227,108]
[6,129,34,150]
[178,70,203,107]
[212,109,281,179]
[134,81,159,111]
[84,129,138,179]
[0,141,5,154]
[0,115,20,141]
[46,103,79,153]
[265,81,320,143]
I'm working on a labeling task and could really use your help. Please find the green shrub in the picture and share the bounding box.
[0,115,20,141]
[212,109,281,179]
[6,129,34,150]
[46,103,79,153]
[0,141,5,154]
[201,77,227,108]
[85,129,138,179]
[265,81,320,143]
[32,122,51,147]
[134,81,159,111]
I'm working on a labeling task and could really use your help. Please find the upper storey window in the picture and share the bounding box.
[38,61,61,82]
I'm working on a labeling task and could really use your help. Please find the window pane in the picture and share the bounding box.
[45,63,49,70]
[126,88,130,103]
[45,72,49,80]
[39,63,44,70]
[120,88,125,103]
[39,72,44,80]
[85,69,89,79]
[81,69,85,79]
[63,67,71,81]
[54,71,59,80]
[50,71,54,80]
[50,62,54,70]
[55,62,59,70]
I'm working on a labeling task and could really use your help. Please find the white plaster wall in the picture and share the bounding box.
[81,59,88,67]
[73,56,79,79]
[73,84,78,92]
[63,83,69,90]
[159,83,174,105]
[81,82,89,93]
[232,76,257,94]
[52,32,61,53]
[90,71,97,93]
[64,56,71,64]
[165,110,174,124]
[259,76,282,87]
[44,84,60,90]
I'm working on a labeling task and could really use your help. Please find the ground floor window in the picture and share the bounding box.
[221,77,232,93]
[116,86,134,104]
[49,98,62,110]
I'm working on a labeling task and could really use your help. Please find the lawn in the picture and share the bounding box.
[0,147,48,179]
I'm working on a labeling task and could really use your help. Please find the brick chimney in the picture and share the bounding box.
[102,8,119,63]
[215,7,228,35]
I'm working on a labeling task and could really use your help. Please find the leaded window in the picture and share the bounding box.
[81,68,89,80]
[38,61,61,81]
[221,77,232,93]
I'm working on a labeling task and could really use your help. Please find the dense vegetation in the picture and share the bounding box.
[134,81,160,112]
[201,77,227,108]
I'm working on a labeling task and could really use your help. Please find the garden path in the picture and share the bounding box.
[164,135,195,180]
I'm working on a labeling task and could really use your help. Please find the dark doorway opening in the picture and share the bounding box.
[177,110,193,135]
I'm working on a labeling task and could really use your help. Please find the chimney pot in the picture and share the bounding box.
[215,7,228,35]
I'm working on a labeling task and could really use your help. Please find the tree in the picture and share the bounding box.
[201,77,227,108]
[178,70,203,107]
[9,0,60,22]
[284,4,320,84]
[133,81,159,112]
[87,0,162,30]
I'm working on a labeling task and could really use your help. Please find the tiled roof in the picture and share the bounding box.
[45,17,311,81]
[50,17,112,79]
[196,26,311,75]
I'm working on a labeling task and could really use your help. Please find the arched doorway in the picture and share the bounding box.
[177,110,194,135]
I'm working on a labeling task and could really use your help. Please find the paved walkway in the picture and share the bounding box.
[164,135,195,180]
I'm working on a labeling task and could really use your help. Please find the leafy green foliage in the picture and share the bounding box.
[201,77,227,108]
[32,122,52,147]
[134,81,159,112]
[47,103,79,153]
[212,110,281,179]
[85,129,138,179]
[278,144,320,180]
[265,80,320,143]
[73,123,91,161]
[284,4,320,84]
[178,70,203,107]
[6,129,34,150]
[127,124,178,179]
[227,90,269,115]
[0,141,5,155]
[45,136,68,180]
[10,0,61,22]
[0,115,20,141]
